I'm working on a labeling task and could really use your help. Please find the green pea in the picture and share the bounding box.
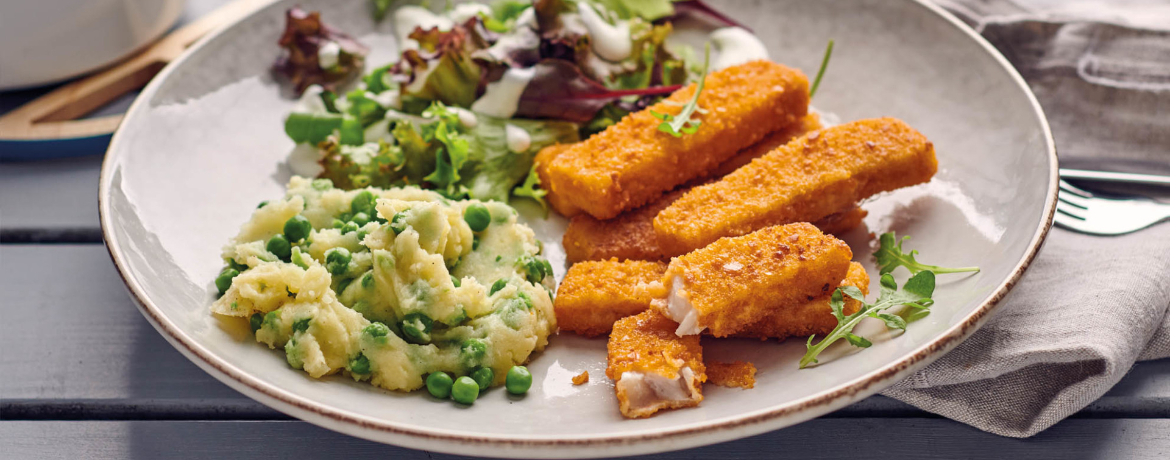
[227,259,249,272]
[463,203,491,232]
[325,248,352,275]
[352,300,370,315]
[283,215,312,242]
[489,279,507,295]
[351,190,377,215]
[361,271,375,289]
[336,277,354,295]
[363,322,390,343]
[257,200,269,209]
[541,259,554,279]
[451,376,480,404]
[520,257,543,284]
[506,366,532,395]
[471,367,494,391]
[311,178,334,190]
[215,268,239,295]
[450,275,461,287]
[445,308,467,326]
[460,339,487,367]
[349,353,371,375]
[517,291,533,310]
[472,236,480,251]
[351,212,370,226]
[332,218,345,229]
[266,234,291,261]
[285,339,303,369]
[390,211,409,235]
[338,212,353,222]
[290,247,311,269]
[292,317,311,333]
[426,372,453,399]
[249,313,263,333]
[342,222,360,234]
[400,313,433,344]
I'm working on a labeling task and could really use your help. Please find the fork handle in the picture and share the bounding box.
[1060,169,1170,188]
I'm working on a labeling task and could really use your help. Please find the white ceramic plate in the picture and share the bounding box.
[99,0,1057,457]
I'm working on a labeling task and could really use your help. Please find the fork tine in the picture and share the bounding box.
[1056,201,1087,220]
[1059,179,1093,198]
[1057,189,1091,209]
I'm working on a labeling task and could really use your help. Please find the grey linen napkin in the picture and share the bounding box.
[880,0,1170,437]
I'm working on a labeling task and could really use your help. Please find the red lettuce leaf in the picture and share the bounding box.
[272,7,368,95]
[515,59,680,123]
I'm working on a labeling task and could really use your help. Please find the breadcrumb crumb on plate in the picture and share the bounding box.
[707,361,757,389]
[572,371,590,385]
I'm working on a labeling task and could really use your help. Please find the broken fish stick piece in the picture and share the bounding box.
[732,262,870,341]
[652,223,853,337]
[706,361,757,389]
[555,259,667,337]
[655,117,938,256]
[608,310,706,419]
[713,112,823,177]
[546,60,810,220]
[534,144,582,217]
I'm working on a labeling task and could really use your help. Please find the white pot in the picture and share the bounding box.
[0,0,184,90]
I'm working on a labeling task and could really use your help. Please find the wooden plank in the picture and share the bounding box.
[4,245,1170,420]
[4,419,1170,460]
[0,155,102,232]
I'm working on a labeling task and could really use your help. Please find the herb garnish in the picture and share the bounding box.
[809,40,834,98]
[874,232,981,275]
[651,43,711,137]
[800,271,936,368]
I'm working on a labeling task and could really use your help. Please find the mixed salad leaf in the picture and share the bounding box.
[278,0,732,204]
[799,232,980,368]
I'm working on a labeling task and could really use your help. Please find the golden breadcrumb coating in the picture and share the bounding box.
[654,223,853,337]
[713,113,823,177]
[572,371,590,385]
[554,259,667,337]
[732,262,870,340]
[562,189,687,263]
[608,310,706,418]
[655,117,938,255]
[813,206,868,237]
[534,144,582,218]
[546,60,810,219]
[706,361,757,389]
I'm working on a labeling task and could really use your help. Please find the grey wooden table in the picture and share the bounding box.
[4,1,1170,458]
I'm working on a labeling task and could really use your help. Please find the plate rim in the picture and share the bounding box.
[98,0,1059,457]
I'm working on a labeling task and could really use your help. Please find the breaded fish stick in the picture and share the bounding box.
[563,200,865,263]
[655,118,938,255]
[652,223,852,337]
[534,144,582,218]
[713,113,823,177]
[546,61,810,219]
[608,310,706,418]
[555,259,667,337]
[732,262,870,340]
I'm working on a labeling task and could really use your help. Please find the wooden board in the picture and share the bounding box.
[5,419,1170,459]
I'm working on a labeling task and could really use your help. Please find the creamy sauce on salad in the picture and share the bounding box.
[577,3,632,62]
[471,67,535,118]
[710,27,769,70]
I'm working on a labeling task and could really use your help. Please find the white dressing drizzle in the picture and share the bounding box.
[449,3,491,24]
[470,67,535,118]
[577,3,632,62]
[710,27,769,70]
[505,124,532,153]
[317,41,341,69]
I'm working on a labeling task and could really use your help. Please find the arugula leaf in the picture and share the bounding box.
[651,43,710,137]
[809,40,834,98]
[285,112,344,144]
[874,232,981,275]
[799,271,936,368]
[513,162,549,213]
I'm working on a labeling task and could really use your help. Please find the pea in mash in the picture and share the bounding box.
[211,177,556,392]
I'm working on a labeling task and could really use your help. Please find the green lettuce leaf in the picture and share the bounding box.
[285,112,344,144]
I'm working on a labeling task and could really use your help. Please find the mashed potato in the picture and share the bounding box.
[211,177,556,391]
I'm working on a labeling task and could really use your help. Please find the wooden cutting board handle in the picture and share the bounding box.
[0,0,272,141]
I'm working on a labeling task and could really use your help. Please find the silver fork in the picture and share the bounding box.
[1055,180,1170,235]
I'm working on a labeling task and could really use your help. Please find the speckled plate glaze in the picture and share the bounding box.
[99,0,1057,457]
